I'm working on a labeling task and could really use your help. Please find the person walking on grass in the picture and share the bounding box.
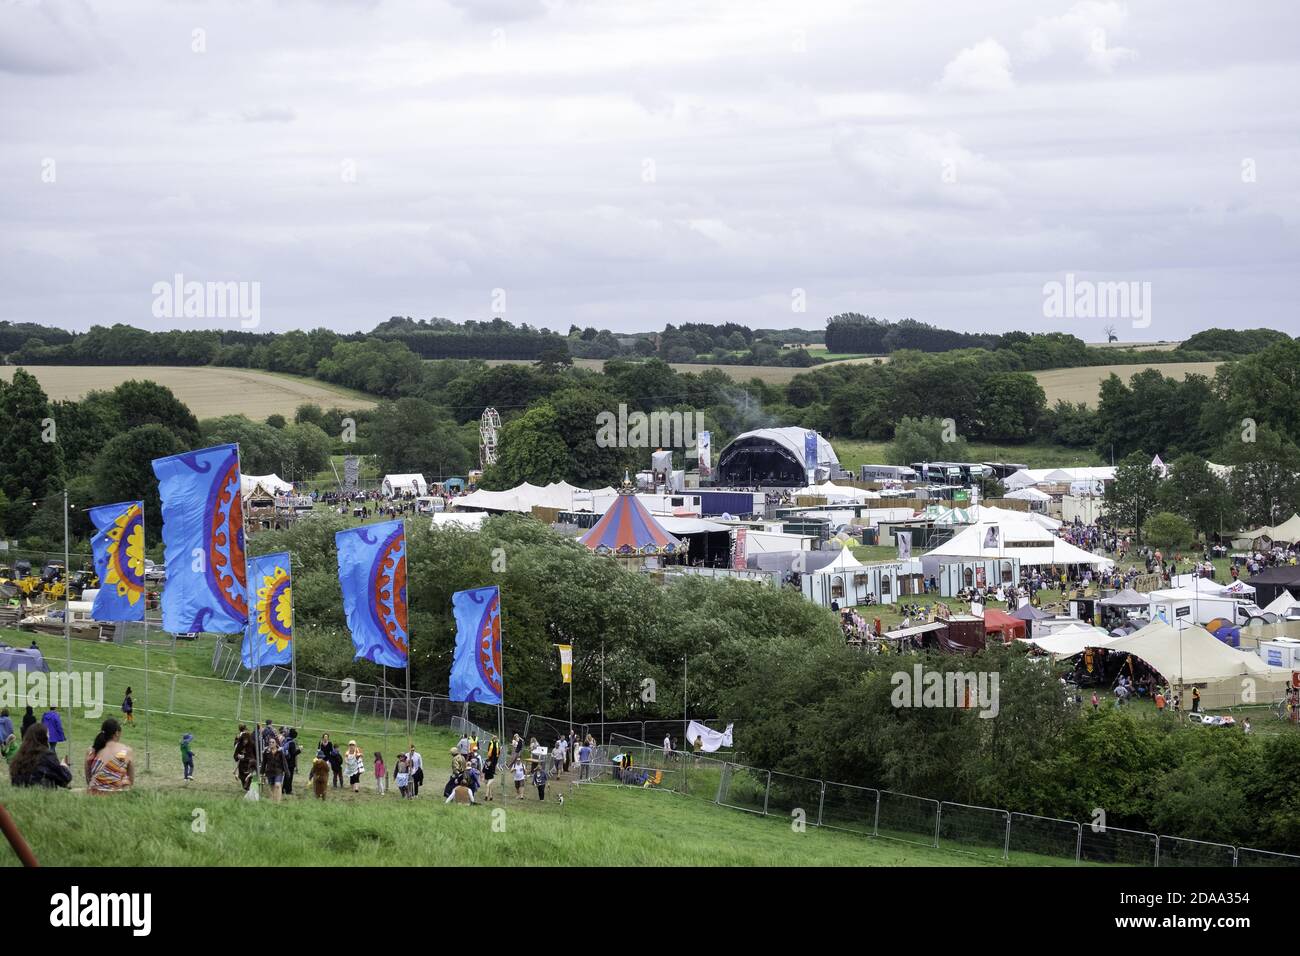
[483,736,499,802]
[20,706,36,740]
[283,729,300,796]
[578,739,592,780]
[122,686,135,725]
[263,736,287,802]
[374,752,387,795]
[308,750,330,800]
[233,724,257,793]
[407,743,423,797]
[532,762,548,801]
[511,755,526,800]
[395,753,411,799]
[345,740,365,793]
[180,733,195,781]
[41,706,66,757]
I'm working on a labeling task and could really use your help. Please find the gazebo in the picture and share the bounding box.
[579,482,685,567]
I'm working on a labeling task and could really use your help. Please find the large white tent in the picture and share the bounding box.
[241,473,293,497]
[798,481,880,502]
[454,481,614,514]
[1004,487,1052,503]
[1262,589,1300,616]
[924,517,1112,569]
[1104,620,1292,706]
[1004,466,1115,491]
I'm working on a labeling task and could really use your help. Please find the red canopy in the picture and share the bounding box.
[983,608,1027,642]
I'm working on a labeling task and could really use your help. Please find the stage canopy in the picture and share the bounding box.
[926,518,1113,569]
[716,427,839,486]
[240,473,293,497]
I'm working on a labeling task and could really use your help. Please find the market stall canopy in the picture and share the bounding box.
[983,608,1027,641]
[1020,624,1115,659]
[430,512,487,531]
[455,481,611,514]
[1010,603,1053,621]
[1099,588,1149,607]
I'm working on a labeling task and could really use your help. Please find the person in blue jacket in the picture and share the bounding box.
[42,706,66,756]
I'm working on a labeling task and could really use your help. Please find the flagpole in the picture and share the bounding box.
[236,444,261,793]
[140,503,151,773]
[403,517,411,744]
[600,638,605,745]
[289,564,298,725]
[62,489,72,765]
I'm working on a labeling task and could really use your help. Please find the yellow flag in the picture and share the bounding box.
[556,644,573,684]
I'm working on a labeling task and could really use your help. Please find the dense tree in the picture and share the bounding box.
[0,369,65,508]
[1142,511,1195,550]
[364,398,474,479]
[1157,454,1237,539]
[91,425,185,540]
[888,416,970,465]
[1103,451,1162,538]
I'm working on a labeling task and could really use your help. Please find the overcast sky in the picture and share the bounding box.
[2,0,1297,342]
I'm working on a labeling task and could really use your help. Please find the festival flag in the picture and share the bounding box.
[243,551,293,668]
[88,501,146,622]
[335,520,408,667]
[151,443,248,634]
[556,644,573,684]
[449,585,502,704]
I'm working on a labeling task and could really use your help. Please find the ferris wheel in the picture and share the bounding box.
[479,406,501,468]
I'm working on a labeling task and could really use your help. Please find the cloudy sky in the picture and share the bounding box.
[2,0,1297,341]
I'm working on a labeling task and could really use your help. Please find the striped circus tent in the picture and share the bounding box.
[579,487,683,556]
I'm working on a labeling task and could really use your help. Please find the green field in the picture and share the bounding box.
[0,629,998,867]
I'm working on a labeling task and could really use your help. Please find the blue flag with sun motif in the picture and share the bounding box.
[151,443,249,634]
[335,520,408,667]
[88,501,147,622]
[449,585,502,705]
[243,551,293,668]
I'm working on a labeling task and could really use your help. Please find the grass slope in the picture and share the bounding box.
[0,630,986,867]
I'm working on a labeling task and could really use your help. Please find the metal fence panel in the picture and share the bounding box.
[716,762,770,815]
[765,771,823,825]
[1235,847,1300,867]
[1008,813,1081,865]
[1079,825,1158,866]
[818,782,880,837]
[876,791,939,847]
[938,802,1009,860]
[1156,835,1237,867]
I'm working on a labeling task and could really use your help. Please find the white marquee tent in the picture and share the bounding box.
[1104,620,1292,705]
[1020,623,1116,659]
[923,517,1112,569]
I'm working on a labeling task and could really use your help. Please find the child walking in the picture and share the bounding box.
[374,752,387,795]
[395,754,411,799]
[180,732,195,781]
[123,687,135,725]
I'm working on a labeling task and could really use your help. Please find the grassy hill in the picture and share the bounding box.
[0,629,990,867]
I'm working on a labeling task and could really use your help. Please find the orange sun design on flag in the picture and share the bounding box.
[104,504,146,606]
[255,565,293,653]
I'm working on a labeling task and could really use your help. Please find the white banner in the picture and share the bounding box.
[697,431,711,479]
[897,530,912,560]
[686,721,733,753]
